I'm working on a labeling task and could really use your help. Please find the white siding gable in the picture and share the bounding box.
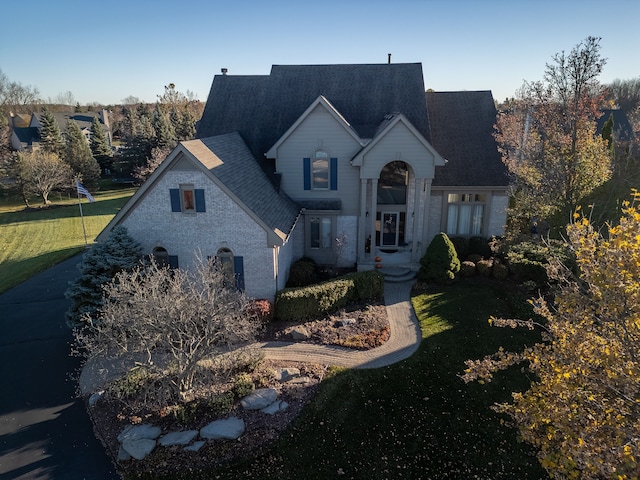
[275,103,362,214]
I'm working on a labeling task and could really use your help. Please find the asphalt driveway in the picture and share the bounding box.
[0,255,118,479]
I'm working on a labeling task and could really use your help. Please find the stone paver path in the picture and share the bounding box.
[257,280,421,368]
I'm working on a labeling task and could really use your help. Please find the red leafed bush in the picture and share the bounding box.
[248,299,274,323]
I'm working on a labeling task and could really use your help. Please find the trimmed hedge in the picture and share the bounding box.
[506,240,576,287]
[274,270,384,322]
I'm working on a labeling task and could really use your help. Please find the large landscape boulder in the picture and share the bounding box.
[240,388,278,410]
[200,417,245,440]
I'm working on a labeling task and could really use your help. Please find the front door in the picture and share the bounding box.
[380,212,400,247]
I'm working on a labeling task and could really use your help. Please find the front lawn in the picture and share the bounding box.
[155,281,546,479]
[0,184,136,293]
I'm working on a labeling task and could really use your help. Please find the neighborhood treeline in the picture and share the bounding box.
[0,77,203,205]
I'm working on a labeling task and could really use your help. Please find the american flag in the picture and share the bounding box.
[76,181,95,202]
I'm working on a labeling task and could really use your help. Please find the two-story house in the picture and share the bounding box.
[97,62,509,300]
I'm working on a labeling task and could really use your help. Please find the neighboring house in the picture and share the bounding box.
[8,109,112,151]
[98,62,509,300]
[596,108,635,152]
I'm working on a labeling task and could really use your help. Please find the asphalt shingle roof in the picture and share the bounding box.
[197,63,507,188]
[190,133,300,236]
[427,91,508,187]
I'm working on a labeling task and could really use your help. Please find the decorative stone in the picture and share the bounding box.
[121,438,156,460]
[289,326,310,340]
[288,376,312,385]
[117,424,162,443]
[261,400,289,415]
[184,440,206,452]
[273,367,300,381]
[200,417,245,440]
[159,430,199,446]
[88,391,104,407]
[335,318,356,327]
[117,446,131,461]
[240,388,278,410]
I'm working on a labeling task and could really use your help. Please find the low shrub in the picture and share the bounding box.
[449,236,469,261]
[208,391,235,415]
[274,271,383,321]
[476,259,493,277]
[232,373,255,398]
[459,261,477,277]
[467,253,483,264]
[468,236,492,259]
[248,299,274,323]
[506,240,575,287]
[286,258,318,288]
[492,261,509,280]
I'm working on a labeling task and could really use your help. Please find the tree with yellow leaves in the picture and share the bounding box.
[462,192,640,479]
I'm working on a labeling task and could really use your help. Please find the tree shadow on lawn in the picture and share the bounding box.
[190,282,548,480]
[0,247,83,294]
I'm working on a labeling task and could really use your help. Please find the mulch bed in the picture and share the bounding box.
[88,301,390,477]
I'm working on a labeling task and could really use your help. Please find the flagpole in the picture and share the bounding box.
[76,177,88,247]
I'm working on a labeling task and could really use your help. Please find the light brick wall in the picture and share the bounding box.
[121,170,280,300]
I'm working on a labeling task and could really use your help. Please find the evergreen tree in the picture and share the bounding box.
[39,106,64,156]
[64,120,101,187]
[90,116,113,174]
[601,112,616,158]
[418,232,460,284]
[175,107,196,141]
[152,103,176,150]
[65,225,143,326]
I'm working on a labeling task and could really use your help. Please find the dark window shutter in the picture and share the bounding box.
[170,189,181,212]
[195,189,206,212]
[233,256,245,291]
[330,158,338,190]
[168,255,179,269]
[303,158,311,190]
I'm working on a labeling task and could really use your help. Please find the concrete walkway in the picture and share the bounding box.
[257,280,421,368]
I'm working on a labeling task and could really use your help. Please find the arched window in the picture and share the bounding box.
[152,246,169,267]
[216,247,235,284]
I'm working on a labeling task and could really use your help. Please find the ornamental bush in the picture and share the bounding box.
[418,233,460,284]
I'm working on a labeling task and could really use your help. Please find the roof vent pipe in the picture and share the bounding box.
[221,68,228,75]
[388,53,391,64]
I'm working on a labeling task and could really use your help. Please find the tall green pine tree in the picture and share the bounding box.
[601,112,616,159]
[153,103,176,150]
[90,116,113,174]
[64,120,101,187]
[39,106,64,156]
[65,226,143,326]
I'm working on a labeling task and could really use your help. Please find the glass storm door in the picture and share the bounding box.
[380,212,400,247]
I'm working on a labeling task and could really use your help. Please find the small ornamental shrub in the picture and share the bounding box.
[232,373,255,398]
[248,299,274,323]
[492,261,509,280]
[468,236,492,259]
[286,258,318,287]
[449,236,469,261]
[467,253,483,264]
[274,271,383,321]
[418,232,460,284]
[505,240,575,287]
[476,259,493,277]
[459,260,477,277]
[208,391,235,415]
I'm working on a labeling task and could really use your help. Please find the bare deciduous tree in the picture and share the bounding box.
[74,257,262,402]
[16,150,73,205]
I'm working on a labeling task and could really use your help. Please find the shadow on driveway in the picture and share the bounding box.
[0,254,118,479]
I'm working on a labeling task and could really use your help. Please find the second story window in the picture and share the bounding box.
[312,149,329,190]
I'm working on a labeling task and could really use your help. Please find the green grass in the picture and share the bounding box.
[153,282,546,479]
[0,183,136,293]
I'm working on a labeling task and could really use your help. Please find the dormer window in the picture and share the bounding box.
[312,149,329,190]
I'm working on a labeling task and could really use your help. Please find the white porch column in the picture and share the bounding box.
[411,178,422,262]
[421,179,433,253]
[370,179,378,254]
[358,178,368,262]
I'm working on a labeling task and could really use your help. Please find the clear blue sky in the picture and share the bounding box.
[1,0,638,106]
